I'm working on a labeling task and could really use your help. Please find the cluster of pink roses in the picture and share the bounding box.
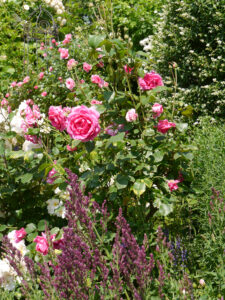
[138,71,164,91]
[48,105,101,142]
[63,33,72,45]
[91,75,109,88]
[33,232,63,256]
[167,173,184,192]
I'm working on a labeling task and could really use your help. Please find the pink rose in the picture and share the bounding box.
[80,79,85,84]
[17,82,24,87]
[91,99,102,105]
[41,91,47,97]
[34,85,38,89]
[48,106,67,131]
[83,62,92,73]
[52,39,56,44]
[11,81,17,88]
[138,71,164,91]
[49,46,53,50]
[67,59,78,70]
[7,106,11,113]
[91,75,108,88]
[15,228,27,243]
[59,48,69,59]
[1,99,8,106]
[66,145,77,151]
[58,77,63,82]
[26,99,34,106]
[66,78,75,90]
[105,124,118,136]
[168,180,180,192]
[5,93,10,98]
[24,135,40,144]
[34,233,49,256]
[38,72,44,80]
[41,42,44,47]
[124,65,134,74]
[63,34,72,45]
[152,103,163,118]
[125,108,138,122]
[40,46,44,50]
[66,105,101,141]
[23,76,30,84]
[49,66,53,72]
[97,61,104,68]
[43,53,47,58]
[157,119,176,134]
[46,167,58,184]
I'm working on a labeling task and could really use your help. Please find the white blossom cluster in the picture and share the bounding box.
[46,187,69,219]
[43,0,65,14]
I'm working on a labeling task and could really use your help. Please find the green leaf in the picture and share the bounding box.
[0,140,5,155]
[50,227,59,235]
[0,225,7,232]
[103,91,115,102]
[72,140,81,148]
[140,95,149,105]
[158,203,173,216]
[116,174,129,189]
[182,152,194,160]
[9,150,24,159]
[154,150,164,163]
[133,180,146,197]
[106,132,125,148]
[37,220,49,231]
[85,141,95,153]
[27,232,38,242]
[88,35,106,48]
[176,123,188,132]
[20,173,33,184]
[94,104,106,114]
[25,223,36,234]
[27,128,40,135]
[182,105,194,117]
[142,178,153,189]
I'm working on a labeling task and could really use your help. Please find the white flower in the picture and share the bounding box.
[61,19,67,26]
[0,259,16,291]
[57,9,63,14]
[54,187,61,195]
[22,140,42,152]
[55,206,66,219]
[47,199,60,215]
[10,113,24,135]
[23,4,29,10]
[0,108,8,124]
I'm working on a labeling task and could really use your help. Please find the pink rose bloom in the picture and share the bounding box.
[66,78,75,90]
[11,81,17,88]
[1,99,8,106]
[125,108,138,122]
[98,54,103,59]
[40,46,44,50]
[25,106,36,126]
[138,71,164,91]
[66,145,77,151]
[41,42,44,47]
[96,47,102,52]
[91,99,102,105]
[49,66,53,72]
[105,124,118,136]
[24,134,40,144]
[34,233,49,256]
[157,119,176,134]
[49,46,53,50]
[39,72,44,80]
[83,62,92,72]
[63,34,72,44]
[59,48,69,59]
[168,180,180,192]
[46,167,58,184]
[17,82,24,87]
[80,79,85,84]
[55,42,58,46]
[5,93,10,98]
[52,39,56,44]
[91,75,108,88]
[26,99,34,106]
[7,106,11,113]
[43,53,47,58]
[58,77,63,82]
[48,106,67,131]
[34,85,38,89]
[15,228,27,243]
[152,103,163,118]
[67,59,78,70]
[124,65,134,74]
[41,91,47,97]
[97,61,104,68]
[66,105,100,141]
[23,76,30,84]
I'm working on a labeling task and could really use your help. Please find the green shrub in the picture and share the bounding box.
[145,0,225,116]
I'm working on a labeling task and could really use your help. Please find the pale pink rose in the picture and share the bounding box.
[23,76,30,84]
[83,62,92,72]
[199,279,205,286]
[66,145,77,151]
[11,81,17,88]
[168,180,180,192]
[138,71,164,91]
[152,103,163,118]
[7,106,11,113]
[14,228,27,243]
[59,48,69,59]
[34,85,38,89]
[91,99,102,105]
[40,46,45,50]
[41,42,44,47]
[98,54,103,59]
[91,75,108,88]
[49,66,53,72]
[125,108,138,122]
[67,59,78,70]
[157,119,176,134]
[1,99,8,106]
[41,91,47,97]
[96,48,102,52]
[124,65,134,74]
[5,93,10,98]
[48,106,67,131]
[17,82,24,87]
[63,34,72,45]
[66,78,75,90]
[33,233,49,256]
[66,105,100,141]
[38,72,44,80]
[25,106,36,126]
[43,53,47,57]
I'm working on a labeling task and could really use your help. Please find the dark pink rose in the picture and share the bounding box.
[48,106,67,131]
[138,71,164,91]
[157,119,176,134]
[168,180,180,192]
[152,103,163,118]
[15,228,27,243]
[66,105,100,141]
[34,233,49,255]
[83,62,92,72]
